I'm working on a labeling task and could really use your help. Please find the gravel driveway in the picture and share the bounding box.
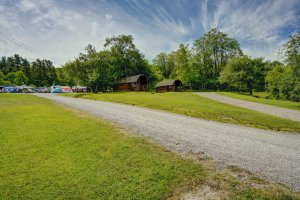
[35,94,300,191]
[195,92,300,122]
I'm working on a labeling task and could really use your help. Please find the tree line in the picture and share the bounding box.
[0,29,299,101]
[0,54,59,86]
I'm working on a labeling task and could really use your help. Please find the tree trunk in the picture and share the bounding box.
[247,81,253,96]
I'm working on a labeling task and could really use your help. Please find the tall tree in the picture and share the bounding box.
[282,32,300,76]
[104,34,150,80]
[173,44,198,88]
[152,52,175,79]
[193,28,242,86]
[0,71,4,85]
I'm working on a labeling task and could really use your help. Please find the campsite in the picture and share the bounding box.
[1,0,300,199]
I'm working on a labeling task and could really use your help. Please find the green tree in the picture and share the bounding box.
[282,32,300,76]
[152,52,175,79]
[13,71,28,85]
[265,32,300,102]
[30,59,57,86]
[173,44,198,89]
[266,66,300,101]
[0,71,4,85]
[193,28,242,89]
[104,34,150,80]
[64,36,153,92]
[86,51,114,92]
[63,45,98,86]
[265,65,284,98]
[220,56,264,95]
[5,71,16,85]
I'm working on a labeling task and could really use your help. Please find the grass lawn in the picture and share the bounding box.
[62,92,300,133]
[0,94,300,199]
[218,92,300,111]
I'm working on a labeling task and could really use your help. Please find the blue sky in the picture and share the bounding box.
[0,0,299,66]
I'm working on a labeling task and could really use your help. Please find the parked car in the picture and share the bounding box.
[4,86,20,93]
[72,86,88,93]
[36,87,49,93]
[19,85,35,93]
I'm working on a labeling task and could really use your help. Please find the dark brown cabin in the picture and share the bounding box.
[113,74,149,91]
[155,79,183,92]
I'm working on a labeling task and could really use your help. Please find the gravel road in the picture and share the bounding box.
[35,94,300,191]
[195,92,300,122]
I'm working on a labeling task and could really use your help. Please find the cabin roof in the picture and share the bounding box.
[155,79,181,87]
[117,74,146,84]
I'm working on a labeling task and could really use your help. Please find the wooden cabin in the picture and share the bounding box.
[155,79,183,92]
[113,74,148,91]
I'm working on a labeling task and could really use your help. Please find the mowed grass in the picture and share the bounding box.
[218,92,300,111]
[1,94,300,199]
[63,92,300,133]
[0,94,205,199]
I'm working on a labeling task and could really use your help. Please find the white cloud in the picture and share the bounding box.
[17,0,38,12]
[0,0,299,66]
[193,0,299,60]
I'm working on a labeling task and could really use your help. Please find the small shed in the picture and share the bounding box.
[155,79,183,92]
[113,74,148,91]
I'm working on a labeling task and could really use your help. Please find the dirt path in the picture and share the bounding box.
[35,94,300,191]
[195,92,300,122]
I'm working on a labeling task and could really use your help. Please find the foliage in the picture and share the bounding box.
[62,92,300,133]
[266,33,300,102]
[0,71,4,85]
[220,56,266,95]
[85,51,114,92]
[1,31,298,101]
[282,32,300,76]
[63,35,153,92]
[152,52,175,79]
[0,55,57,86]
[30,59,57,86]
[13,70,28,85]
[152,28,242,90]
[104,35,150,79]
[173,44,198,88]
[5,71,16,84]
[193,28,242,88]
[266,65,300,102]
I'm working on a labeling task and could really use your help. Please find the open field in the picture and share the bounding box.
[62,92,300,133]
[218,92,300,111]
[1,94,300,199]
[0,94,204,199]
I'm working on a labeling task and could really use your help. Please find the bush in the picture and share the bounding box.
[266,66,300,102]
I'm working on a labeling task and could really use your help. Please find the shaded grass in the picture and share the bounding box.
[218,92,300,111]
[62,92,300,133]
[0,94,299,199]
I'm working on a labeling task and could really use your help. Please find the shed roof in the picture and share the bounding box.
[155,79,181,87]
[117,74,146,84]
